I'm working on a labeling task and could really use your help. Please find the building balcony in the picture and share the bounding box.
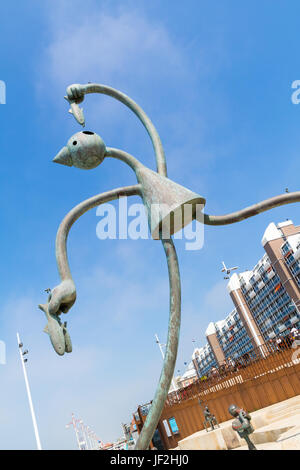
[291,315,299,324]
[278,324,287,333]
[294,246,300,260]
[244,282,252,291]
[264,260,271,270]
[267,270,275,279]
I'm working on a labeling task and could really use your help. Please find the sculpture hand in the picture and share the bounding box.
[48,279,76,316]
[65,84,85,104]
[64,84,85,126]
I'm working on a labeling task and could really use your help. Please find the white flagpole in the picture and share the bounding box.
[17,333,42,450]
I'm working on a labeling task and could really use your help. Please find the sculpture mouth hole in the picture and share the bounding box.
[82,131,94,135]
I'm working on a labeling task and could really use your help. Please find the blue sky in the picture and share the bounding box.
[1,0,300,449]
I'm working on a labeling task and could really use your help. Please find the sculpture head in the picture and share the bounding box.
[53,131,106,169]
[228,404,239,417]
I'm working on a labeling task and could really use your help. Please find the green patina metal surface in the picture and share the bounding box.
[41,82,300,450]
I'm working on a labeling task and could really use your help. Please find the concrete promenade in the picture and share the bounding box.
[174,395,300,450]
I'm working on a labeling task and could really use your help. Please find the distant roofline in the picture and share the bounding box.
[277,220,293,228]
[261,220,294,247]
[205,321,216,336]
[227,273,240,293]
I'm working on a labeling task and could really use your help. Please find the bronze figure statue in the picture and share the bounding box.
[198,399,219,432]
[229,404,257,450]
[40,82,300,450]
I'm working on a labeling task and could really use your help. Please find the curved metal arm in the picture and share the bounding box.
[56,185,142,280]
[66,83,167,176]
[105,147,142,173]
[56,185,181,449]
[55,186,182,451]
[135,238,181,450]
[202,191,300,226]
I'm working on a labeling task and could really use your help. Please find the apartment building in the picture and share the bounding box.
[229,220,300,346]
[191,220,300,378]
[192,343,218,378]
[176,361,198,388]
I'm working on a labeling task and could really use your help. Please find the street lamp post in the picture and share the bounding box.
[39,82,300,450]
[17,333,42,450]
[85,426,94,450]
[66,414,82,450]
[89,430,97,449]
[92,431,98,449]
[79,420,89,450]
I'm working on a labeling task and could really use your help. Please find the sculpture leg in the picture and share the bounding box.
[135,238,181,450]
[244,435,257,450]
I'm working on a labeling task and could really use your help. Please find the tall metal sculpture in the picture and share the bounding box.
[40,82,300,450]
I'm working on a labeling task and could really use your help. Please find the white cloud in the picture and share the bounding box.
[37,3,210,176]
[36,2,229,179]
[40,7,186,94]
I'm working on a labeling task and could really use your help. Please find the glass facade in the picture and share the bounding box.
[193,344,217,378]
[189,222,300,382]
[239,249,300,340]
[215,309,254,360]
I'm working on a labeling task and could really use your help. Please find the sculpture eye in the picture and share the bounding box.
[73,141,77,145]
